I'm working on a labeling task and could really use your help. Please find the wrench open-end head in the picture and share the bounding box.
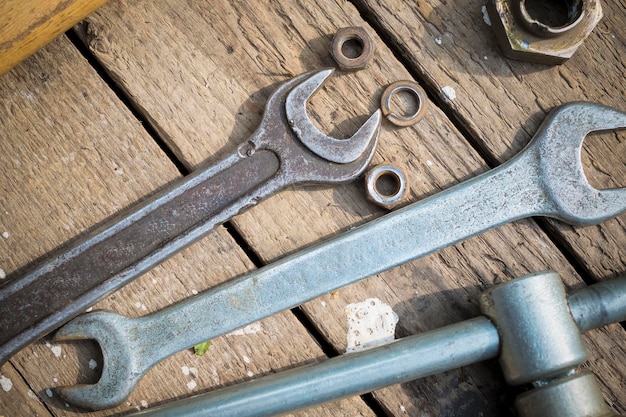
[250,68,382,184]
[529,102,626,225]
[285,69,382,164]
[54,312,137,410]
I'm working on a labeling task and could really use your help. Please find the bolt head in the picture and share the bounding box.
[487,0,603,65]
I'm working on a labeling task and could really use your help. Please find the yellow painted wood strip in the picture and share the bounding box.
[0,0,108,75]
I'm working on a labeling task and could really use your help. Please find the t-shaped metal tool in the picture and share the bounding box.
[127,271,626,417]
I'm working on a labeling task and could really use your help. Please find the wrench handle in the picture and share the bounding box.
[0,148,280,364]
[134,151,546,367]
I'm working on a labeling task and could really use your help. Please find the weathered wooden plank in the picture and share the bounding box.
[0,362,51,417]
[0,35,375,416]
[353,0,626,281]
[73,0,625,415]
[0,0,108,75]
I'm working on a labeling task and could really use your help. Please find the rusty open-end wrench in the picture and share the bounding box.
[54,102,626,410]
[0,69,382,366]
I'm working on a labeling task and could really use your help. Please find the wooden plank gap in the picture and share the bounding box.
[536,217,624,286]
[223,221,265,269]
[3,360,55,416]
[360,392,395,417]
[65,27,191,176]
[290,307,340,359]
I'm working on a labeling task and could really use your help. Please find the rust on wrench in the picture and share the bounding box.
[54,102,626,410]
[0,69,382,366]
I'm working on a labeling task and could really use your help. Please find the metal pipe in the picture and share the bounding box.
[130,318,499,417]
[569,278,626,332]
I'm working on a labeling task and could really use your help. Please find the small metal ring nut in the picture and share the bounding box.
[330,27,374,71]
[380,81,428,127]
[365,165,408,209]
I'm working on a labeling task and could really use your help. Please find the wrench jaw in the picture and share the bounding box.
[53,311,140,410]
[285,69,380,165]
[251,68,381,185]
[533,102,626,226]
[290,109,381,185]
[276,110,380,187]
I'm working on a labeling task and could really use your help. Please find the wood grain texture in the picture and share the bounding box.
[72,0,625,416]
[353,0,626,281]
[0,0,108,75]
[0,36,374,416]
[0,362,50,417]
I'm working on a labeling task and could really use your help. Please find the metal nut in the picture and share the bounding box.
[380,81,428,127]
[330,27,374,70]
[365,164,409,210]
[486,0,603,64]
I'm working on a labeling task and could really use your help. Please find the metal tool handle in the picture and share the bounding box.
[0,146,281,364]
[147,318,499,417]
[128,275,626,417]
[127,151,546,369]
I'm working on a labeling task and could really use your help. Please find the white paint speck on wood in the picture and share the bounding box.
[0,375,12,392]
[345,298,399,353]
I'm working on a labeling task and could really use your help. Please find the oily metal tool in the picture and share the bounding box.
[53,101,626,409]
[126,271,626,417]
[0,69,382,366]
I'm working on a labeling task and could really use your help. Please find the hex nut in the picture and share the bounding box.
[486,0,603,65]
[330,26,374,70]
[365,165,409,210]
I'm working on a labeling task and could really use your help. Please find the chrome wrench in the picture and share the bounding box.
[0,69,381,365]
[55,102,626,409]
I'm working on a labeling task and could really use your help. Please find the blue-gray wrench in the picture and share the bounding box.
[54,102,625,409]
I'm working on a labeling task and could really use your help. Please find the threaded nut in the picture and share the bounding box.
[330,27,374,70]
[487,0,602,64]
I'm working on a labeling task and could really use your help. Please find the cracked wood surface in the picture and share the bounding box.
[0,0,624,416]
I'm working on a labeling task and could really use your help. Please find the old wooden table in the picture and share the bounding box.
[1,1,624,416]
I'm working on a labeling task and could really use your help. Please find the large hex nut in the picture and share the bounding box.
[487,0,603,65]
